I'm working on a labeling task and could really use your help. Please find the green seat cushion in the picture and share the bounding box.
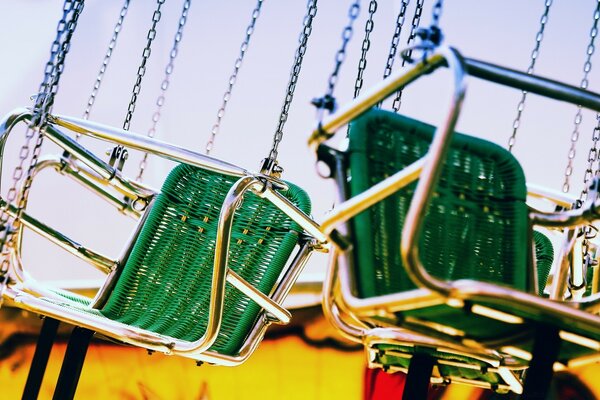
[99,164,311,356]
[347,109,529,298]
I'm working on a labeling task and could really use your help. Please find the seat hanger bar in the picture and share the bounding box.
[464,58,600,113]
[51,114,248,178]
[309,47,600,150]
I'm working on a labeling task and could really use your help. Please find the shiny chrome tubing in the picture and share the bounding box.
[308,52,449,149]
[6,175,317,361]
[29,155,144,219]
[400,46,467,297]
[320,158,425,235]
[226,269,291,324]
[464,58,600,112]
[0,108,32,193]
[0,197,116,275]
[174,176,257,354]
[52,114,247,178]
[43,123,154,201]
[188,244,315,366]
[257,186,327,243]
[549,230,577,300]
[0,109,152,203]
[527,184,575,209]
[321,248,364,342]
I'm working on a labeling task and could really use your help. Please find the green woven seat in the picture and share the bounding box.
[348,110,529,296]
[347,109,528,340]
[344,109,599,364]
[37,164,311,356]
[98,164,311,355]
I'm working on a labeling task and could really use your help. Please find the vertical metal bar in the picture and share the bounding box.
[52,327,95,400]
[22,318,60,400]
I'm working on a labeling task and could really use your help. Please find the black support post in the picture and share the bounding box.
[522,325,561,400]
[22,317,60,400]
[403,353,435,400]
[52,327,95,400]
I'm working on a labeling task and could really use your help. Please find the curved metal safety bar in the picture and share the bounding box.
[0,109,155,204]
[51,114,248,178]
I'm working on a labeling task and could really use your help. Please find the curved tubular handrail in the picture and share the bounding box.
[397,51,600,336]
[0,197,116,276]
[51,114,248,178]
[0,108,31,195]
[0,109,155,204]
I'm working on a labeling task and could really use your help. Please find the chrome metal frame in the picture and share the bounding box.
[0,108,327,365]
[312,45,600,382]
[322,248,527,394]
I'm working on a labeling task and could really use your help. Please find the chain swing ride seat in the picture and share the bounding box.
[311,44,600,398]
[0,1,326,399]
[310,0,557,395]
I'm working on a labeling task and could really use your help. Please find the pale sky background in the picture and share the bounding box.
[0,0,598,283]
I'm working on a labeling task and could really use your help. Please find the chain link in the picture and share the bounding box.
[78,0,130,140]
[581,118,600,202]
[324,1,360,99]
[122,0,166,133]
[0,0,85,276]
[383,0,410,80]
[507,0,552,152]
[431,0,443,28]
[353,0,377,99]
[137,0,192,181]
[266,0,318,166]
[563,1,600,194]
[205,0,264,156]
[391,0,424,112]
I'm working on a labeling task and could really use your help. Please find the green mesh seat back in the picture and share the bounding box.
[100,164,311,356]
[533,230,554,296]
[347,109,529,298]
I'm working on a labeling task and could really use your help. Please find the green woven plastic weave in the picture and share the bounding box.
[347,109,529,298]
[373,343,504,385]
[97,164,311,356]
[533,230,554,296]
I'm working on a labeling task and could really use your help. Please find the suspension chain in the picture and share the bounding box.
[79,0,130,135]
[383,0,410,80]
[0,0,85,275]
[312,0,360,128]
[391,0,424,112]
[353,0,377,99]
[137,0,192,181]
[563,1,600,194]
[508,0,552,152]
[205,0,264,156]
[263,0,318,175]
[431,0,443,28]
[110,0,166,170]
[122,0,166,132]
